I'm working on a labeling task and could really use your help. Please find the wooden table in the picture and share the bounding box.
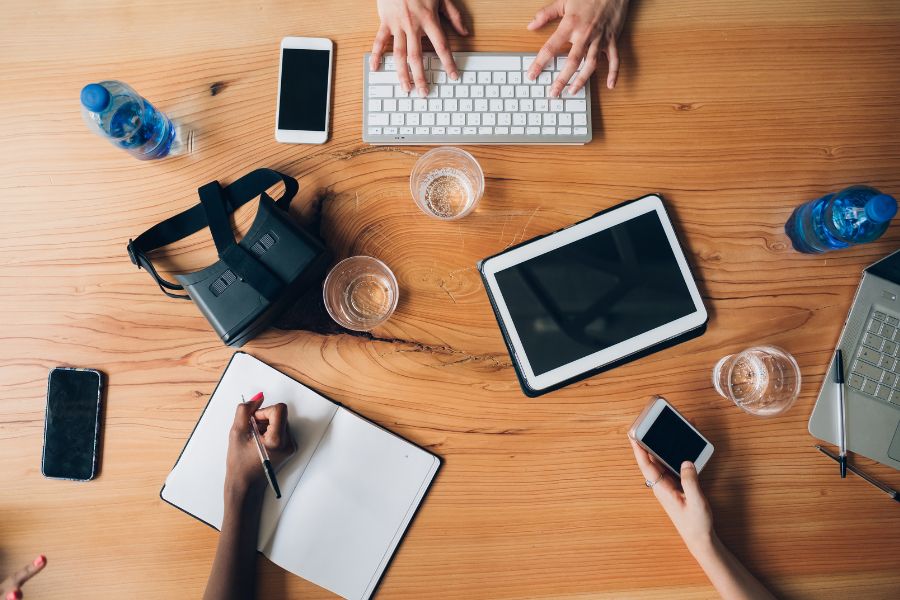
[3,1,900,598]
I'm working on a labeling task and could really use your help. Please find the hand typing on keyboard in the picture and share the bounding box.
[527,0,631,96]
[370,0,469,97]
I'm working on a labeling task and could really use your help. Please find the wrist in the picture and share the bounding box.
[685,531,720,563]
[224,476,265,506]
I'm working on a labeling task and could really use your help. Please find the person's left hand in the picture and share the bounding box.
[1,555,47,600]
[526,0,630,97]
[225,394,296,494]
[629,438,715,556]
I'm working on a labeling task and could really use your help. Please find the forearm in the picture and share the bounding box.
[203,482,265,600]
[689,534,776,600]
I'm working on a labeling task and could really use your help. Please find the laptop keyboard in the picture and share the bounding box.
[848,308,900,405]
[363,52,592,145]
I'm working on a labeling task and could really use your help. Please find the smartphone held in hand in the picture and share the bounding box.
[629,396,714,477]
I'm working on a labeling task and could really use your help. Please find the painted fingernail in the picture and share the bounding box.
[249,392,264,403]
[450,71,459,80]
[9,591,21,600]
[34,554,46,567]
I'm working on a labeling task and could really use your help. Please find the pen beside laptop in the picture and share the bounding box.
[815,445,899,502]
[242,392,282,499]
[833,349,847,478]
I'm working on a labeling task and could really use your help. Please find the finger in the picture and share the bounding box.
[370,24,391,71]
[422,19,459,80]
[551,38,588,97]
[440,0,468,36]
[5,589,22,600]
[392,29,412,93]
[406,33,429,97]
[11,555,46,588]
[605,38,620,89]
[528,27,568,80]
[680,461,704,504]
[256,403,288,447]
[567,37,600,96]
[527,0,564,31]
[232,394,262,431]
[629,438,663,480]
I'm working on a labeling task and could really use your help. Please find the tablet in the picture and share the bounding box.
[479,195,707,396]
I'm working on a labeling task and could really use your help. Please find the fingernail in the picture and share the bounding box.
[418,87,428,97]
[249,392,264,403]
[8,591,18,600]
[34,554,46,567]
[681,461,695,470]
[450,71,458,80]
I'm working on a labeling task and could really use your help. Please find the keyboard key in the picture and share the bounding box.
[515,85,529,97]
[526,126,540,134]
[882,372,897,388]
[394,85,410,97]
[884,340,898,356]
[848,373,865,389]
[566,100,587,112]
[563,86,586,98]
[558,113,572,126]
[543,113,557,125]
[383,98,397,112]
[530,86,545,97]
[368,99,382,112]
[471,85,485,98]
[513,113,527,125]
[467,113,481,125]
[486,85,500,98]
[887,316,900,326]
[862,379,878,395]
[508,71,522,84]
[422,113,436,125]
[493,72,506,84]
[440,86,454,98]
[511,126,525,134]
[874,311,887,321]
[460,99,473,111]
[448,126,462,134]
[478,126,492,134]
[368,71,400,84]
[891,389,900,405]
[474,99,488,112]
[369,85,393,98]
[384,126,398,134]
[428,99,442,111]
[399,98,412,111]
[477,71,491,84]
[455,85,470,97]
[489,99,503,112]
[463,126,477,134]
[858,346,880,363]
[483,113,496,125]
[501,85,515,98]
[574,127,588,135]
[551,99,564,112]
[537,72,552,85]
[536,99,549,111]
[445,98,458,111]
[452,113,465,126]
[432,126,445,135]
[878,355,896,370]
[368,127,382,135]
[414,98,428,111]
[498,113,512,126]
[504,99,519,111]
[876,385,892,401]
[437,113,451,125]
[368,113,389,126]
[435,71,447,84]
[400,126,414,134]
[427,86,439,98]
[520,99,534,111]
[853,360,884,381]
[390,113,404,126]
[867,319,882,334]
[527,113,541,126]
[883,324,898,342]
[558,126,571,135]
[574,113,587,126]
[863,333,883,349]
[456,55,521,70]
[522,56,536,70]
[415,126,429,134]
[496,126,509,134]
[541,126,555,135]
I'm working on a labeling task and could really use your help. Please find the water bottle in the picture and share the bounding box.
[785,185,897,253]
[80,81,176,160]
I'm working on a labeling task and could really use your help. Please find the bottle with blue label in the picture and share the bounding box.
[80,81,176,160]
[785,185,897,253]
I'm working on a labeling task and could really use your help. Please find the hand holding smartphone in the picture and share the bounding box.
[629,396,714,477]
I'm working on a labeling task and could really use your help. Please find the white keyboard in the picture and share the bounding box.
[363,52,592,145]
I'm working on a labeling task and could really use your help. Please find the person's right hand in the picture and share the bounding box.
[370,0,469,97]
[1,555,46,600]
[630,438,715,555]
[225,393,296,494]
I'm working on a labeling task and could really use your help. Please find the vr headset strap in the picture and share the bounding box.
[127,169,299,300]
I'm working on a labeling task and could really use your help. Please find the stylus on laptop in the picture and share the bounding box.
[834,350,847,478]
[815,445,899,502]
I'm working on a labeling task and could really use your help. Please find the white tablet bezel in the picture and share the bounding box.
[275,37,333,144]
[481,195,707,392]
[629,396,714,475]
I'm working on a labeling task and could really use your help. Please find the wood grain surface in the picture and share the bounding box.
[2,1,900,598]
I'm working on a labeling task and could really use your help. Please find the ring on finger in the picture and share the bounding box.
[645,472,665,488]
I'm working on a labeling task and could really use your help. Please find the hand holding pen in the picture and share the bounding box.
[226,392,296,497]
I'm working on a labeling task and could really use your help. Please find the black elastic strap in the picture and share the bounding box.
[127,169,298,299]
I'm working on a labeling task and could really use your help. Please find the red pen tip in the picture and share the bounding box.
[249,392,264,403]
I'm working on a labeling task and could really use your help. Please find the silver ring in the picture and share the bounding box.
[645,473,665,488]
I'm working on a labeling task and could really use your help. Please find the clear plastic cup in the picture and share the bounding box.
[323,256,399,331]
[712,345,801,417]
[409,147,484,220]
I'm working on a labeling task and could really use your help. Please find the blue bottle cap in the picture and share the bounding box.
[80,83,111,112]
[865,194,898,223]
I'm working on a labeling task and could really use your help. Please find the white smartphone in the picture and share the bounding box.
[275,36,333,144]
[629,396,714,476]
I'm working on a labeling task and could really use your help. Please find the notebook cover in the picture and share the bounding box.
[477,194,708,397]
[159,351,442,598]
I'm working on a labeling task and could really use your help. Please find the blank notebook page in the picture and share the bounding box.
[161,352,339,547]
[263,408,439,600]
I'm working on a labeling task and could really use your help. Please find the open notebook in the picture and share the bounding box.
[161,352,441,600]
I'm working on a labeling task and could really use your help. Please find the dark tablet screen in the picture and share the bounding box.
[493,211,696,376]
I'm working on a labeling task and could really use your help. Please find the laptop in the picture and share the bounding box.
[809,249,900,470]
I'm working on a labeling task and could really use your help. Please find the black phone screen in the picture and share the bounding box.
[43,369,101,480]
[278,48,330,132]
[642,405,706,470]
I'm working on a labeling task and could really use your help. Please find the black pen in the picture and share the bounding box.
[815,445,899,502]
[834,349,847,478]
[243,394,282,499]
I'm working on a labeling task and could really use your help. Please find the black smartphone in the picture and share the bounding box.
[42,367,103,481]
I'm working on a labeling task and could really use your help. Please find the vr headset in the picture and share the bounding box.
[127,168,331,347]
